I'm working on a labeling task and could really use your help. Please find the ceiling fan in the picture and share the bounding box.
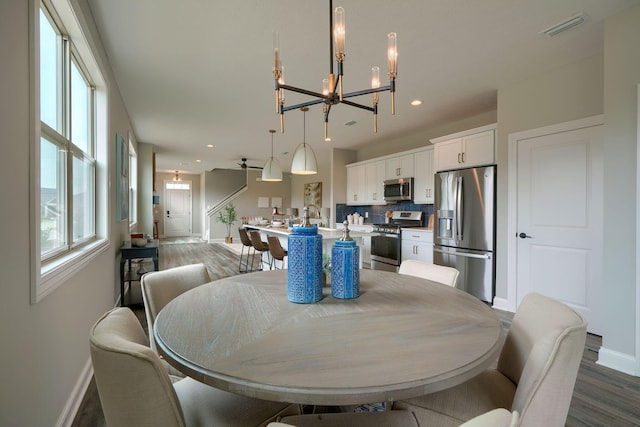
[237,158,263,170]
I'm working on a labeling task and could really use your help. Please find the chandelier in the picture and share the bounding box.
[272,0,397,141]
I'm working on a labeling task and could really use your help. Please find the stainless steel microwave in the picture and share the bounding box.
[384,178,413,202]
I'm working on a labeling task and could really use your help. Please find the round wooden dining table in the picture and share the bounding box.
[154,269,503,406]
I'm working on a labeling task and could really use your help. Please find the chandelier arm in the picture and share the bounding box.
[341,85,392,99]
[279,84,328,100]
[339,99,375,113]
[283,99,326,112]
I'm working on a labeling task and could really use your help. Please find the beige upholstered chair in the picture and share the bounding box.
[267,235,288,269]
[394,293,587,427]
[140,263,211,352]
[238,227,256,273]
[90,307,300,427]
[272,409,419,426]
[398,260,460,287]
[460,409,519,427]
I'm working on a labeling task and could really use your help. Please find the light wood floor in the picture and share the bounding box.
[72,239,640,427]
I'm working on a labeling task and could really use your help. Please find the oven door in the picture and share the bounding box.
[370,233,400,271]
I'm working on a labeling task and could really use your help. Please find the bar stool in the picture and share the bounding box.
[249,231,271,271]
[267,235,288,270]
[238,228,255,273]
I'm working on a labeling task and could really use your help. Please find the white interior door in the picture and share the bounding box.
[164,181,192,237]
[516,124,603,334]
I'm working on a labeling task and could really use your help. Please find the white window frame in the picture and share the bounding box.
[29,0,109,303]
[129,137,138,229]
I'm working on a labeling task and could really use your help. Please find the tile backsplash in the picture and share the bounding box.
[335,202,434,227]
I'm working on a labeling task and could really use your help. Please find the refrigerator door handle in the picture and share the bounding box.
[434,247,491,259]
[455,176,463,241]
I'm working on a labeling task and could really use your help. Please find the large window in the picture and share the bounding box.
[33,0,107,302]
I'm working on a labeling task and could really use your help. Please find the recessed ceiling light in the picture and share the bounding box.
[411,99,423,106]
[206,144,214,148]
[196,159,201,163]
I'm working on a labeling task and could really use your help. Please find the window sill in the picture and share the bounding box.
[33,238,110,304]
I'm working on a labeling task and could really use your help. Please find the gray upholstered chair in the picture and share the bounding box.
[398,259,460,287]
[393,293,587,427]
[272,409,419,426]
[90,307,301,427]
[140,263,211,353]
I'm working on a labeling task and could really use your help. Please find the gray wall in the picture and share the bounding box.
[0,0,137,424]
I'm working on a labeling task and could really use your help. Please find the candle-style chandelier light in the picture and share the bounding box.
[272,0,397,142]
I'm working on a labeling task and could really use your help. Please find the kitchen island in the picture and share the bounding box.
[243,224,368,270]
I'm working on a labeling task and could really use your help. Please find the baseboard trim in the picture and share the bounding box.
[56,358,94,427]
[492,296,514,312]
[597,346,638,376]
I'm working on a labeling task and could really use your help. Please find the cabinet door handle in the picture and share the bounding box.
[457,153,461,163]
[461,152,465,163]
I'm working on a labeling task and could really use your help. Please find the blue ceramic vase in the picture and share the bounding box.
[331,221,360,299]
[287,223,323,303]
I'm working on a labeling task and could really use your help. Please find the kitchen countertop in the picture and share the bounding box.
[243,224,370,240]
[401,227,433,232]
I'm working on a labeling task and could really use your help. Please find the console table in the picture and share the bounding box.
[119,240,159,306]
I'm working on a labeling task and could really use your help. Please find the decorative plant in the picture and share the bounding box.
[216,203,237,242]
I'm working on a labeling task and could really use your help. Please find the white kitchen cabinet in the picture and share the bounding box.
[347,161,385,206]
[365,160,386,204]
[401,229,433,264]
[385,154,414,179]
[346,164,365,205]
[432,124,496,171]
[413,148,434,204]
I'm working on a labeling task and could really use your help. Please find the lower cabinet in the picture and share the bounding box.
[401,229,433,264]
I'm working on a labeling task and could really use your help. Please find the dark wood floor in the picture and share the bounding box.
[72,239,640,427]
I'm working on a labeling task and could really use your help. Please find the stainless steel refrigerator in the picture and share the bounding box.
[434,165,496,303]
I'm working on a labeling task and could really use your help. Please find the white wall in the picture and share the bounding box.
[600,3,640,368]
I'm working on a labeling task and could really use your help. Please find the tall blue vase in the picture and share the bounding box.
[331,222,360,299]
[287,225,323,303]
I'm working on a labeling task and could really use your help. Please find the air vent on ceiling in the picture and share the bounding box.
[540,13,586,37]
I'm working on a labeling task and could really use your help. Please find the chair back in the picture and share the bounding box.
[498,293,587,427]
[238,227,253,247]
[141,263,210,351]
[398,260,459,287]
[267,235,287,261]
[250,230,269,251]
[89,307,186,427]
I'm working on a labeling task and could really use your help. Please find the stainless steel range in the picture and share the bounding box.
[370,211,423,271]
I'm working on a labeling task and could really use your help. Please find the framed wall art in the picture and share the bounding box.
[116,133,129,222]
[304,182,322,207]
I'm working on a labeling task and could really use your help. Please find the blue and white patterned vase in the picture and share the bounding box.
[287,219,323,303]
[331,221,360,299]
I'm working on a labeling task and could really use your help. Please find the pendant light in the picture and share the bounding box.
[291,107,318,175]
[262,129,283,181]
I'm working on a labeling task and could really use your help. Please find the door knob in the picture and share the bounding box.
[518,232,532,239]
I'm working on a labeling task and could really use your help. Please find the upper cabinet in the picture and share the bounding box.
[432,124,496,171]
[346,160,386,206]
[385,154,414,179]
[413,147,434,204]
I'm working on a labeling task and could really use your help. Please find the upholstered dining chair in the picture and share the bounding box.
[267,408,518,427]
[270,409,420,426]
[267,235,288,270]
[398,259,460,287]
[140,263,211,353]
[393,293,587,427]
[238,227,255,273]
[90,307,300,427]
[250,230,272,270]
